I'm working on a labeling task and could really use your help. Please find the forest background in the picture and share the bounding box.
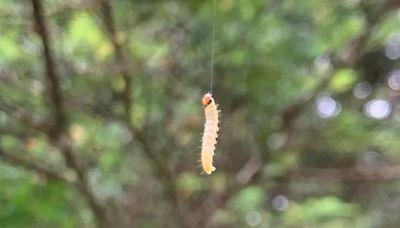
[1,0,400,227]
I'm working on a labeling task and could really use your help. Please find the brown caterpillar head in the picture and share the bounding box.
[202,93,213,106]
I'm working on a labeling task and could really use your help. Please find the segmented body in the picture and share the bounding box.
[201,93,220,175]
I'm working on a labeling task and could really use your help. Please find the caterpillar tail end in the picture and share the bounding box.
[204,166,216,175]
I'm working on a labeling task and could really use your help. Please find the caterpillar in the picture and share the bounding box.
[201,93,220,175]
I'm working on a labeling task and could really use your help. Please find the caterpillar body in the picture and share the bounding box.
[201,93,220,175]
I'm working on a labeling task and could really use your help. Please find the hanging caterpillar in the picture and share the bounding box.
[201,93,220,175]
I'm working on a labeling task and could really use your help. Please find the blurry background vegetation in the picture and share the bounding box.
[1,0,400,227]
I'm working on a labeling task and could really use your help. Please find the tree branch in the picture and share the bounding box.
[98,0,132,124]
[95,1,186,226]
[0,148,68,183]
[289,165,400,182]
[30,0,109,227]
[31,0,65,138]
[340,0,400,65]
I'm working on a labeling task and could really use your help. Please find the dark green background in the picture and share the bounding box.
[1,0,400,227]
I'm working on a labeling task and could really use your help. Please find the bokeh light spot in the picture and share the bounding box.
[353,81,372,99]
[0,111,7,125]
[357,151,383,168]
[314,55,332,74]
[272,195,289,211]
[267,133,286,150]
[245,211,262,226]
[385,34,400,60]
[315,96,341,118]
[388,70,400,90]
[364,99,392,119]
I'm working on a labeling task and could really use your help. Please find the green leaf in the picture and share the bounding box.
[329,68,358,92]
[230,186,265,212]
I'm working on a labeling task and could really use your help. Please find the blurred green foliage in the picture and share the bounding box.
[1,0,400,227]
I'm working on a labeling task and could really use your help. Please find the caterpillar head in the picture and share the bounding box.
[202,93,213,106]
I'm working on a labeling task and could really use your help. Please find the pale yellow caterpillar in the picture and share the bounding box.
[201,93,220,175]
